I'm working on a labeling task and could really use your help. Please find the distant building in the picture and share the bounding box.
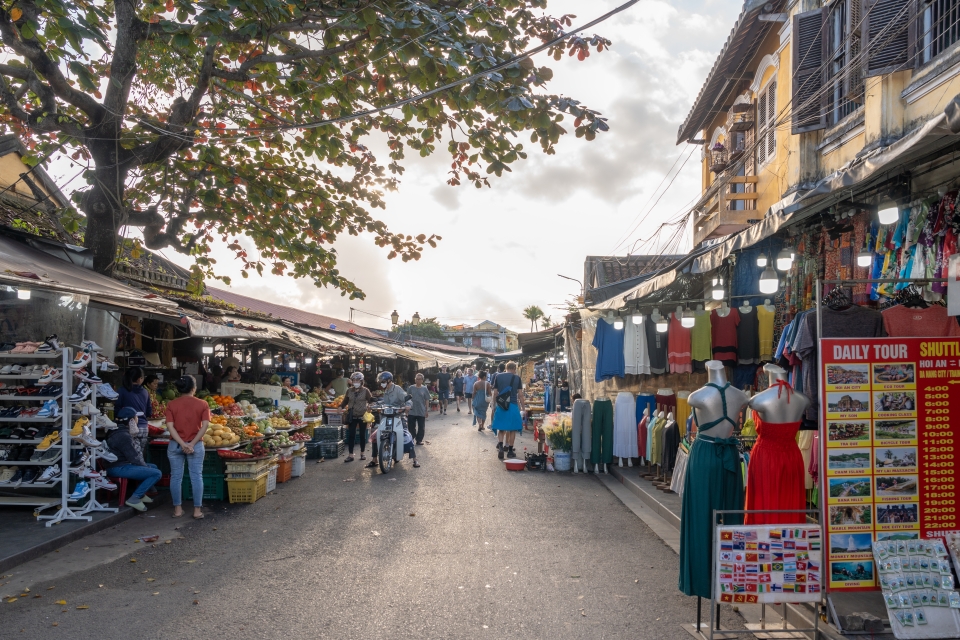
[442,320,518,353]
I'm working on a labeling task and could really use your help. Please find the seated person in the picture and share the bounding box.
[104,410,163,512]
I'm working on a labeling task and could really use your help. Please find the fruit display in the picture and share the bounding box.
[275,406,302,425]
[273,431,294,447]
[237,400,261,418]
[211,395,235,407]
[218,449,253,459]
[290,431,310,442]
[304,402,321,417]
[242,423,260,439]
[203,424,241,447]
[264,416,290,430]
[210,415,228,427]
[244,441,271,457]
[223,402,245,417]
[323,395,344,409]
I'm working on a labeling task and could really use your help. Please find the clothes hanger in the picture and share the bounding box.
[822,287,852,311]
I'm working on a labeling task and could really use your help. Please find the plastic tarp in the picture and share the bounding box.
[0,234,178,314]
[296,327,394,358]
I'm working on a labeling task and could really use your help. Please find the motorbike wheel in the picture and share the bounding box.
[379,432,395,474]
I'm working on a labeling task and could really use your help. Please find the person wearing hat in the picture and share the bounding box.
[341,372,373,463]
[105,408,162,512]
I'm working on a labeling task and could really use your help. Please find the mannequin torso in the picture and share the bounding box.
[687,361,749,439]
[748,364,811,423]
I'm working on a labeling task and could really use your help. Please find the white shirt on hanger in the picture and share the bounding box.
[623,318,651,375]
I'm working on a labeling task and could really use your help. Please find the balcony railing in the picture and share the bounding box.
[727,103,755,132]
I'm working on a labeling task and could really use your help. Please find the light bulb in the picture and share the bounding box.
[711,277,725,300]
[304,357,313,364]
[878,206,899,225]
[857,249,872,268]
[17,289,30,300]
[262,357,273,366]
[756,253,768,268]
[613,318,624,330]
[759,267,779,294]
[201,340,213,355]
[776,248,793,271]
[656,318,668,333]
[631,313,643,325]
[681,309,695,329]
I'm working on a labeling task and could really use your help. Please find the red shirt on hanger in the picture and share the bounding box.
[882,305,960,337]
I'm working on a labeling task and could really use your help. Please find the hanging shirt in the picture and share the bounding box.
[644,317,668,375]
[882,305,960,337]
[736,307,760,364]
[623,318,651,375]
[757,305,775,361]
[667,312,693,374]
[592,318,625,382]
[690,310,712,362]
[711,308,740,363]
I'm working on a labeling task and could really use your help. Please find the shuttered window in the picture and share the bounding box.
[792,8,828,134]
[862,0,916,76]
[919,0,960,66]
[828,0,865,125]
[757,81,776,167]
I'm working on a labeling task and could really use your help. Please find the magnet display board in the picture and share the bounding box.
[714,524,823,604]
[822,338,959,592]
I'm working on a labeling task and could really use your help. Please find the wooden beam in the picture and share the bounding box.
[726,192,760,201]
[727,175,759,184]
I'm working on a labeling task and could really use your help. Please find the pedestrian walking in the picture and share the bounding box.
[164,376,211,519]
[472,370,492,432]
[490,363,506,434]
[437,365,452,414]
[463,368,478,418]
[453,369,465,412]
[492,361,525,460]
[406,373,431,445]
[341,372,373,463]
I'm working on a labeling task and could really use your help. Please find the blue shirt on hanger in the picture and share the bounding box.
[593,318,625,382]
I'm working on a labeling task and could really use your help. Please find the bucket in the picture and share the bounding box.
[553,451,571,472]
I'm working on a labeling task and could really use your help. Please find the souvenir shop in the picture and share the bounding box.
[571,185,960,637]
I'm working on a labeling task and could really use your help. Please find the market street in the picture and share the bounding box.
[2,411,744,640]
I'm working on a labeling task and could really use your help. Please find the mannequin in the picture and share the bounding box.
[717,300,730,316]
[605,310,615,323]
[637,406,650,464]
[744,364,810,525]
[696,304,704,312]
[679,361,749,599]
[740,300,752,313]
[763,299,775,311]
[651,308,662,323]
[686,362,748,439]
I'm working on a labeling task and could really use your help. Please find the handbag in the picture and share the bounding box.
[495,375,518,411]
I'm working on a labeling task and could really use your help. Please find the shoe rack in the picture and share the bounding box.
[73,370,117,517]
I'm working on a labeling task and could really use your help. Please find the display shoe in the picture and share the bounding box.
[98,357,119,372]
[9,468,23,487]
[93,444,117,462]
[68,350,92,370]
[77,371,102,384]
[77,467,102,480]
[0,466,15,483]
[37,465,61,483]
[35,335,61,353]
[0,364,13,374]
[39,448,60,463]
[77,426,100,448]
[97,383,119,400]
[37,399,59,418]
[68,454,90,474]
[90,476,116,491]
[17,446,35,461]
[36,430,60,451]
[20,467,38,484]
[78,340,103,352]
[0,343,15,352]
[76,400,100,417]
[36,367,62,385]
[68,480,89,501]
[0,446,10,461]
[70,416,89,437]
[95,414,116,429]
[69,382,90,403]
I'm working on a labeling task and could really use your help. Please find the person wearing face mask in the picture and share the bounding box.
[406,373,431,446]
[367,371,419,469]
[341,372,373,463]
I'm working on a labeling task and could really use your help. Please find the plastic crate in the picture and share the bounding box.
[305,442,323,459]
[318,440,345,460]
[266,463,278,493]
[324,409,344,426]
[302,424,316,439]
[146,443,171,476]
[313,426,342,442]
[224,457,273,478]
[291,453,306,477]
[277,457,292,483]
[227,472,268,504]
[183,473,226,501]
[202,450,226,475]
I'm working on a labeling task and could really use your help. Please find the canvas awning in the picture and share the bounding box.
[297,327,394,358]
[0,234,179,314]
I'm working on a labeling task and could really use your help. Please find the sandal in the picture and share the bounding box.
[343,456,355,463]
[365,460,377,468]
[359,454,366,460]
[193,512,204,520]
[172,510,183,518]
[412,460,420,468]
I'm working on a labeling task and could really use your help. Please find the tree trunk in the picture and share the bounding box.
[81,164,126,275]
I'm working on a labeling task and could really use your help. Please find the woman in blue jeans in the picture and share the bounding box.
[104,419,162,512]
[164,376,211,519]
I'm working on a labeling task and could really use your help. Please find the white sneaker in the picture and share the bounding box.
[78,340,103,352]
[98,383,119,400]
[94,444,117,462]
[36,367,62,385]
[0,365,12,375]
[77,427,100,448]
[90,477,116,491]
[69,350,92,370]
[95,413,116,428]
[78,401,100,417]
[38,465,61,483]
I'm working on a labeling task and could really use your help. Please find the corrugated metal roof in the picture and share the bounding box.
[676,0,783,144]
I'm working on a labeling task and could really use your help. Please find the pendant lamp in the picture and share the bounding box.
[681,308,695,329]
[776,249,793,271]
[631,313,643,325]
[656,316,668,333]
[877,206,899,225]
[857,248,872,268]
[756,253,768,268]
[613,316,624,330]
[759,267,779,294]
[711,277,725,301]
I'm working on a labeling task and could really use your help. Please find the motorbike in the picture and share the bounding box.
[369,402,407,474]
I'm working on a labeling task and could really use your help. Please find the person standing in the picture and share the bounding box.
[325,369,349,398]
[164,376,210,519]
[492,361,525,460]
[436,365,452,415]
[452,369,465,412]
[462,368,478,417]
[490,363,506,434]
[341,372,373,463]
[472,371,492,432]
[117,367,151,454]
[406,373,431,445]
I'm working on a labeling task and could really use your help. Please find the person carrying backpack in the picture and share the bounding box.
[492,361,525,460]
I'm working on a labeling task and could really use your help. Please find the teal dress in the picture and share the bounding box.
[678,424,745,597]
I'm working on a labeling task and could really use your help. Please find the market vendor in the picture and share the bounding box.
[341,372,373,464]
[223,366,241,382]
[325,369,349,397]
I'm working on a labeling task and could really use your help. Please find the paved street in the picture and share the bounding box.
[2,412,743,639]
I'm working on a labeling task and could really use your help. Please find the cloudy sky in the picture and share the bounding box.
[53,0,743,333]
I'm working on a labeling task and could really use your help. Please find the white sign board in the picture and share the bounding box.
[714,524,823,605]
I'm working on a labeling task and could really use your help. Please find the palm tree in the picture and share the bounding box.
[522,305,544,332]
[541,316,553,329]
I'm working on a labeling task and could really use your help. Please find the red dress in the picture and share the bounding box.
[744,382,807,524]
